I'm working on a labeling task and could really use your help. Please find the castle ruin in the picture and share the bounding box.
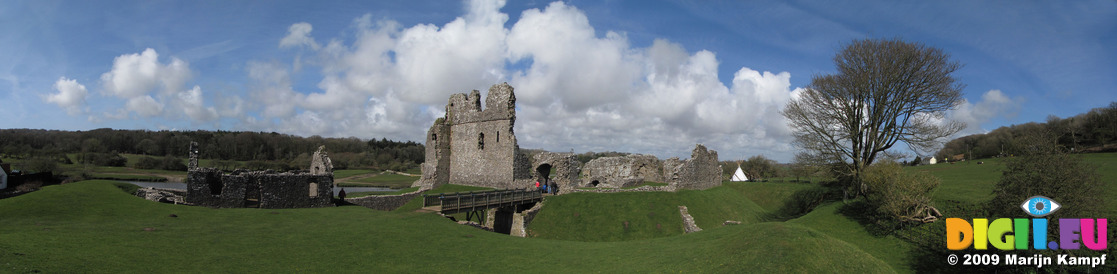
[663,144,722,190]
[581,154,664,188]
[415,83,533,189]
[413,83,722,193]
[185,143,335,209]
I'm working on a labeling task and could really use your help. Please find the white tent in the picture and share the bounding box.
[928,157,937,165]
[730,166,748,182]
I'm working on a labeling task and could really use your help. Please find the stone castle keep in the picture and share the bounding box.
[415,83,722,193]
[418,83,534,190]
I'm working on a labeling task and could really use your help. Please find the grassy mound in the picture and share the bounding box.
[789,202,916,273]
[528,182,827,242]
[0,181,892,273]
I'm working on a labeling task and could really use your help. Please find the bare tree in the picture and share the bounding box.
[783,38,965,194]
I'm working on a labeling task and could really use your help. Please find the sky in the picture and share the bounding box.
[2,0,1115,162]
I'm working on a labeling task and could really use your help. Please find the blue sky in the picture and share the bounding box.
[2,0,1115,162]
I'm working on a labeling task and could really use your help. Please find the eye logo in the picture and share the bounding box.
[1020,196,1060,217]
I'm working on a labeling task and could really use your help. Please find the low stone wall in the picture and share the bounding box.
[568,185,676,193]
[679,205,702,233]
[135,187,186,204]
[513,201,545,237]
[345,189,426,211]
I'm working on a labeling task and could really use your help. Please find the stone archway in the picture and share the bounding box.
[535,164,552,185]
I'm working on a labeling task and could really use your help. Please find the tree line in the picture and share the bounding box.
[936,102,1117,160]
[0,128,425,171]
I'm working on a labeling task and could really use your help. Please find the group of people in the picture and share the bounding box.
[534,180,558,194]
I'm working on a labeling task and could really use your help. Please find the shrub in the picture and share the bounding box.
[861,162,941,224]
[24,156,58,173]
[80,152,127,167]
[134,156,161,170]
[161,155,187,171]
[987,151,1105,219]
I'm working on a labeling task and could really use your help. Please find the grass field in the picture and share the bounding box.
[333,169,377,179]
[345,173,419,188]
[0,181,891,273]
[4,153,1116,272]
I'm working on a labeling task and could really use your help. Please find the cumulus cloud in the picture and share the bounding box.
[100,48,190,99]
[247,0,802,160]
[125,95,164,117]
[44,48,226,122]
[279,22,321,50]
[91,48,225,120]
[47,77,88,114]
[948,89,1024,135]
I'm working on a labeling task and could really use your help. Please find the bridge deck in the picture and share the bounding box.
[422,188,543,214]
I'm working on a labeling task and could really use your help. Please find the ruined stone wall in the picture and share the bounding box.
[530,152,581,195]
[186,169,334,209]
[580,154,664,188]
[442,83,531,189]
[310,145,333,176]
[416,119,451,189]
[664,144,722,190]
[345,189,426,211]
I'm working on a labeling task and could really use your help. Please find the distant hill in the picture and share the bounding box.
[937,102,1117,160]
[0,128,423,171]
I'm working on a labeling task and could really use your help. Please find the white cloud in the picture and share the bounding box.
[508,1,641,110]
[47,77,88,114]
[100,48,190,98]
[247,61,303,118]
[394,0,508,104]
[279,22,321,50]
[176,85,218,121]
[948,89,1024,135]
[238,0,803,160]
[125,95,164,117]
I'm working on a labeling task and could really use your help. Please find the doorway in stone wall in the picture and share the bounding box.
[535,164,552,185]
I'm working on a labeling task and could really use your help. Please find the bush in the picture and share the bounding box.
[861,162,940,225]
[80,152,127,167]
[987,151,1105,219]
[134,156,161,170]
[161,155,187,171]
[24,156,58,173]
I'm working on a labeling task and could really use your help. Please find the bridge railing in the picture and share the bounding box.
[423,188,542,213]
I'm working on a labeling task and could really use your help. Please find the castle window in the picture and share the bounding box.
[496,132,499,143]
[478,133,485,150]
[431,133,437,141]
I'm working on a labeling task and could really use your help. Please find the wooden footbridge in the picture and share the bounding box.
[422,188,543,223]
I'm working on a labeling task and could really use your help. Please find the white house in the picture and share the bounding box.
[928,157,937,165]
[0,163,9,190]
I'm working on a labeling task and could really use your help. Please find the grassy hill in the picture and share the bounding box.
[0,181,892,273]
[910,153,1117,215]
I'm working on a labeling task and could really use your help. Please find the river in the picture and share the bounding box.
[121,181,396,195]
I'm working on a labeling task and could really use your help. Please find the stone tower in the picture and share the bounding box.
[416,83,532,189]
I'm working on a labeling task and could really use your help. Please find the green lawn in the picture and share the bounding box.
[529,182,795,242]
[347,187,421,198]
[6,152,1116,273]
[789,202,917,273]
[0,181,891,273]
[908,152,1117,215]
[333,169,377,179]
[348,173,419,188]
[906,158,1006,205]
